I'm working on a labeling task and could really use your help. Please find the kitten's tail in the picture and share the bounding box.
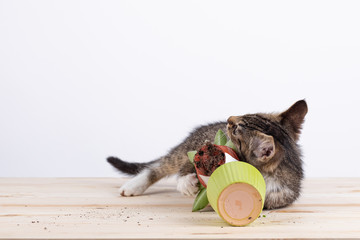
[107,156,157,175]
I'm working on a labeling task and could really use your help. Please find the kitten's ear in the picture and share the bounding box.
[280,100,308,139]
[251,132,275,163]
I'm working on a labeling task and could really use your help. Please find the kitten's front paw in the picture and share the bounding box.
[177,173,199,197]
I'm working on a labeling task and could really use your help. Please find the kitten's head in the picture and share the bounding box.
[227,100,308,172]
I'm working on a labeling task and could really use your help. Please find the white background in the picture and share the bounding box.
[1,1,359,178]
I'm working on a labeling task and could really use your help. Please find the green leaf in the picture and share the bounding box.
[225,140,237,152]
[214,129,227,146]
[192,187,209,212]
[187,151,197,164]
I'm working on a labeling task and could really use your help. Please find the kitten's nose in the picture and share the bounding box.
[227,116,236,125]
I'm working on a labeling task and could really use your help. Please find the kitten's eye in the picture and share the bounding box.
[237,124,245,130]
[232,125,238,135]
[232,124,244,135]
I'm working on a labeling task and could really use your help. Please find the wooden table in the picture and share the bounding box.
[0,178,359,239]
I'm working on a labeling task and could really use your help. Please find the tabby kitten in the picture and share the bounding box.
[107,100,308,209]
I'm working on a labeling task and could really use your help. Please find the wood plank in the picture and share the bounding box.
[0,178,360,239]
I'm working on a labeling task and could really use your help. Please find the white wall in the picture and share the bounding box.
[1,0,359,177]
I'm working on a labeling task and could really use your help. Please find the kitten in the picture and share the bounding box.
[107,100,307,209]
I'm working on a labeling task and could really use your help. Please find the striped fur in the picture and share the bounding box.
[107,100,307,209]
[227,100,307,209]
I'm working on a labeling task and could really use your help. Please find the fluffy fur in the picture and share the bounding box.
[107,100,308,209]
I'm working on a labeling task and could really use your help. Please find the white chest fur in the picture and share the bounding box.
[262,173,292,196]
[263,174,281,194]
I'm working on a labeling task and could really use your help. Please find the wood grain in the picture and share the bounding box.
[0,178,360,239]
